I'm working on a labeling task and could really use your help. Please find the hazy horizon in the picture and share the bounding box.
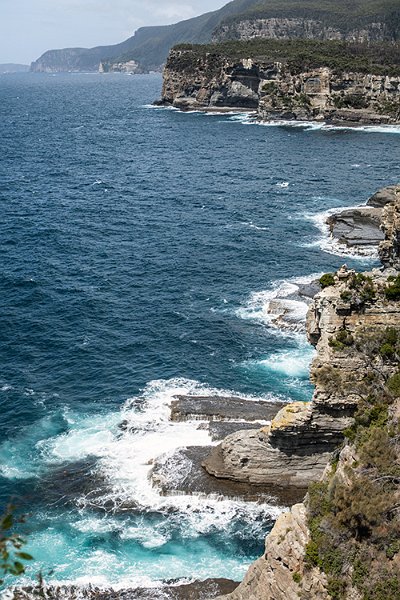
[0,0,229,65]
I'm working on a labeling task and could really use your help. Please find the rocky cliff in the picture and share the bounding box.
[213,18,391,44]
[159,41,400,124]
[215,186,400,599]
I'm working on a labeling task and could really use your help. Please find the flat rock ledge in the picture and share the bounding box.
[202,424,330,492]
[327,184,399,251]
[170,395,285,423]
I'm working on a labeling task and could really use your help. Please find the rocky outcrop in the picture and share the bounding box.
[148,395,305,506]
[9,578,239,599]
[326,184,400,253]
[213,18,390,45]
[204,263,400,491]
[160,47,400,124]
[170,395,284,423]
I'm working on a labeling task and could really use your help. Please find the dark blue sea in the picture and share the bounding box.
[0,72,399,589]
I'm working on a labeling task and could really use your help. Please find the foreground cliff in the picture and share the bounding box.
[160,40,400,125]
[216,186,400,600]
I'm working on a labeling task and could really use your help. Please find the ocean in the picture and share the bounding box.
[0,72,399,591]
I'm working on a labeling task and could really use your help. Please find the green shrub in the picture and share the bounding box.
[385,275,400,300]
[380,343,396,358]
[292,571,302,584]
[384,327,398,346]
[329,329,354,350]
[304,540,320,567]
[0,506,33,586]
[387,372,400,396]
[386,540,400,560]
[319,273,335,288]
[340,290,352,302]
[327,577,347,600]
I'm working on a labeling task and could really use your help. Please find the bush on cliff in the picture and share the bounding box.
[385,274,400,300]
[319,273,335,288]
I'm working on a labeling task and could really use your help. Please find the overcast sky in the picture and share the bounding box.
[0,0,229,65]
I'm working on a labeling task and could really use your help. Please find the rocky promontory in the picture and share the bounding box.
[159,40,400,125]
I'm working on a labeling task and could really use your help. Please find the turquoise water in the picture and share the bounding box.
[0,72,399,590]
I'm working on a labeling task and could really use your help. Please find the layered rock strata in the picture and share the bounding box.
[149,395,306,505]
[9,578,239,600]
[160,49,400,124]
[212,18,392,45]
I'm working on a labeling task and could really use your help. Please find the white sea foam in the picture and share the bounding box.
[241,220,269,231]
[303,206,379,260]
[236,274,321,333]
[28,379,283,527]
[258,345,316,379]
[232,116,400,135]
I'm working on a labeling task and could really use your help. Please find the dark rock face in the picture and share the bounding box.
[151,445,305,505]
[378,185,400,269]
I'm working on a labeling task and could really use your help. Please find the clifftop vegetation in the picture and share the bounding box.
[171,39,400,76]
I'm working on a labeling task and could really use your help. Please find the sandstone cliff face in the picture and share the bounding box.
[222,504,330,600]
[213,18,389,44]
[258,67,400,124]
[160,49,400,124]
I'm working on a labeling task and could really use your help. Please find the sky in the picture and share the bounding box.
[0,0,229,65]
